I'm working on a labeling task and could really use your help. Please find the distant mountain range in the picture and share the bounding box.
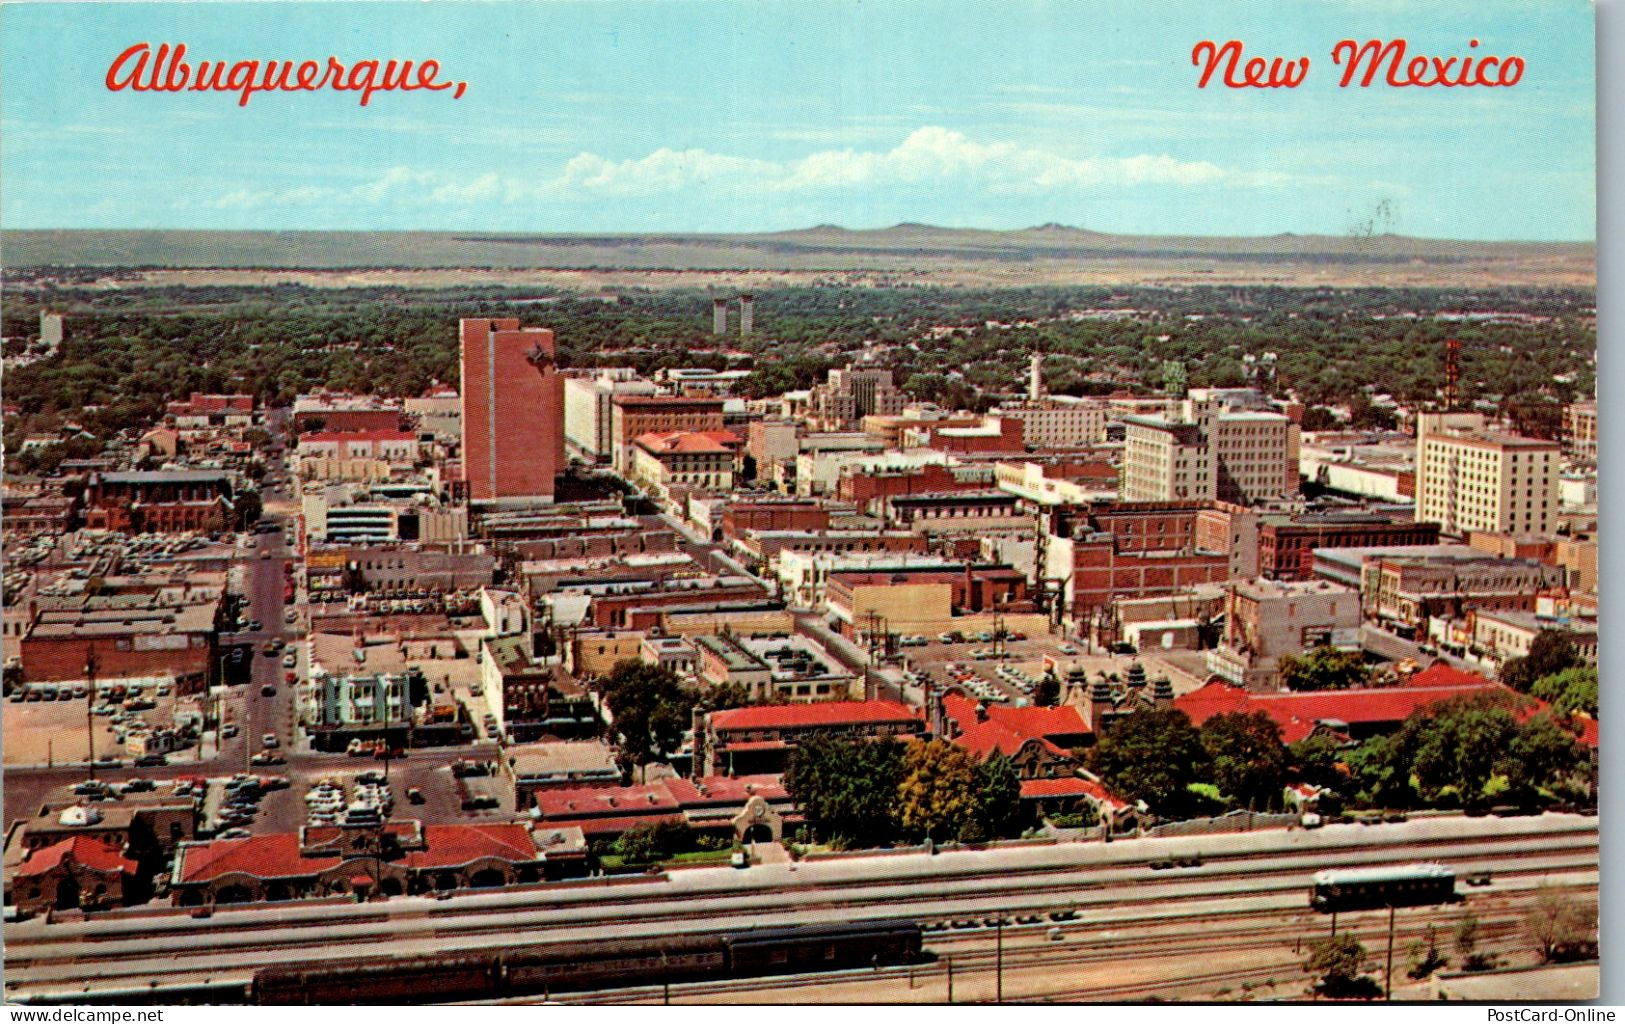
[0,225,1593,271]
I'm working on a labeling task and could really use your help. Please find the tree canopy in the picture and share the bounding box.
[1199,711,1288,810]
[1279,646,1372,691]
[600,661,695,773]
[1087,707,1211,819]
[896,740,985,843]
[782,735,906,847]
[1500,631,1582,692]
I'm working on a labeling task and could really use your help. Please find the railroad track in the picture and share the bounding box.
[4,822,1598,1001]
[552,882,1595,1005]
[5,837,1594,972]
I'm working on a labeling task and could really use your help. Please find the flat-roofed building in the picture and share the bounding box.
[1416,412,1559,536]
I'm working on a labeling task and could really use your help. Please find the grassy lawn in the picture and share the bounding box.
[665,849,736,864]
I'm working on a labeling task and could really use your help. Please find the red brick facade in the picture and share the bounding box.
[460,318,564,504]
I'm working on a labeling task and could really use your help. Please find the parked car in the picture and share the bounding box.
[262,733,279,749]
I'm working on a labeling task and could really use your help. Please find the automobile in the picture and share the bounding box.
[976,632,994,643]
[262,643,278,657]
[1049,910,1077,922]
[156,684,171,697]
[1148,859,1174,870]
[406,788,426,805]
[284,671,297,684]
[8,690,24,703]
[91,757,123,769]
[485,724,500,738]
[221,723,239,739]
[469,685,483,698]
[1300,812,1324,829]
[217,828,251,840]
[284,610,298,624]
[71,684,88,699]
[262,733,279,749]
[259,775,290,791]
[270,638,286,653]
[1465,872,1493,887]
[24,689,41,702]
[283,653,297,669]
[260,684,277,697]
[259,550,272,560]
[250,752,286,767]
[40,688,57,702]
[73,781,112,797]
[1007,631,1027,642]
[1057,644,1079,656]
[134,754,169,768]
[1174,856,1204,868]
[730,850,749,869]
[247,620,263,632]
[460,795,500,811]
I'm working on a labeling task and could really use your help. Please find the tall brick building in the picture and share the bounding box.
[459,318,564,506]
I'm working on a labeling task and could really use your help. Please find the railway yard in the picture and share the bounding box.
[3,813,1597,1004]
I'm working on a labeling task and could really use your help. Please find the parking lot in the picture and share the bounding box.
[4,680,196,767]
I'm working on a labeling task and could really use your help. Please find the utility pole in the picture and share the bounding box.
[84,646,98,779]
[1384,904,1397,1001]
[996,916,1005,1004]
[945,956,953,1004]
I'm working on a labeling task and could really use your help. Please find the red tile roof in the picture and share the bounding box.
[17,836,137,878]
[176,835,329,883]
[405,824,538,868]
[1176,679,1511,744]
[634,430,736,455]
[662,775,789,806]
[710,700,920,733]
[533,784,681,820]
[942,694,1090,760]
[1408,663,1495,688]
[562,814,686,839]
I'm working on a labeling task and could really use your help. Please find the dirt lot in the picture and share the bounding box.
[3,684,197,766]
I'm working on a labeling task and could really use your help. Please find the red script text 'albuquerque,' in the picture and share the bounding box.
[105,43,468,106]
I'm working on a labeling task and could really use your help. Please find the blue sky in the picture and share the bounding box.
[0,0,1596,239]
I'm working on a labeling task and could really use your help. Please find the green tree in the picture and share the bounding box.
[1289,733,1349,794]
[1279,646,1372,691]
[782,735,905,847]
[1529,665,1597,717]
[977,752,1024,838]
[1500,631,1582,692]
[1305,933,1377,999]
[896,739,983,843]
[234,489,262,529]
[1086,707,1212,819]
[1199,711,1288,810]
[1345,729,1418,809]
[600,661,695,775]
[1408,696,1521,805]
[613,820,693,863]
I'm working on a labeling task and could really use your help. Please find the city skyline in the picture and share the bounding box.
[0,0,1596,240]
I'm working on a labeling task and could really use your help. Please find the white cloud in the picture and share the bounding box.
[204,126,1294,211]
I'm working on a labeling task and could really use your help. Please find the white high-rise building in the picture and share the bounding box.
[1415,412,1559,535]
[1121,388,1298,504]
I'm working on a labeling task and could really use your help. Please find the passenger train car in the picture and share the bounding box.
[251,920,924,1004]
[1309,863,1457,912]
